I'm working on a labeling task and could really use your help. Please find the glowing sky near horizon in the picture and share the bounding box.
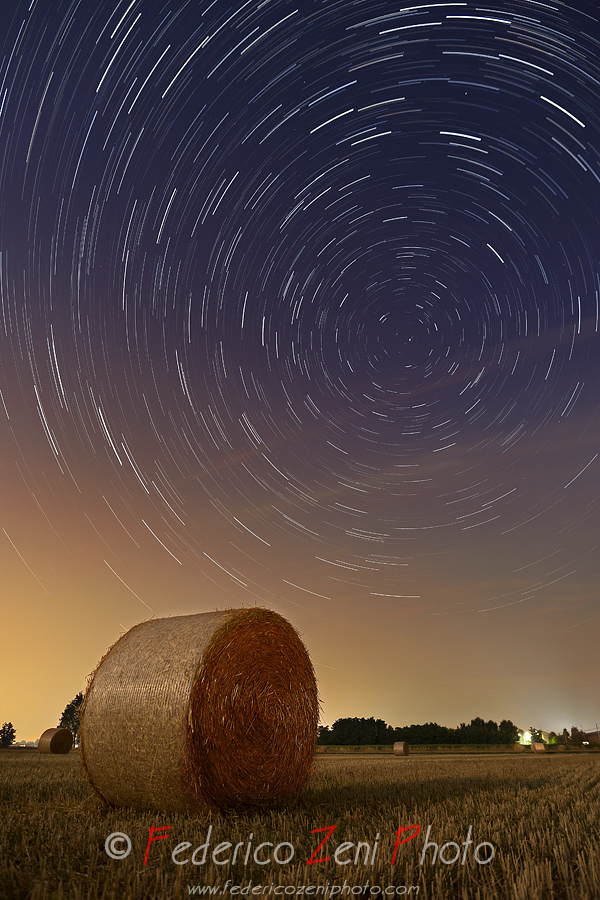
[1,0,599,741]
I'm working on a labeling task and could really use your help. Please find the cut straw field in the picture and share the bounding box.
[2,748,599,899]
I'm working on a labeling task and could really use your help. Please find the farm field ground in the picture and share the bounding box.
[2,748,599,900]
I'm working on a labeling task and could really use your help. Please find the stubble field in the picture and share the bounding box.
[2,748,599,900]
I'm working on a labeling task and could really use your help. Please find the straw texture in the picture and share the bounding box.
[513,743,525,752]
[81,608,318,812]
[38,728,73,754]
[393,741,409,756]
[532,742,546,754]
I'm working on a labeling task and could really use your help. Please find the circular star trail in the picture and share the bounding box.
[1,0,600,630]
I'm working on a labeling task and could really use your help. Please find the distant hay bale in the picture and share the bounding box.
[393,741,409,756]
[557,744,566,752]
[81,608,319,812]
[514,742,525,752]
[38,728,73,754]
[532,742,546,754]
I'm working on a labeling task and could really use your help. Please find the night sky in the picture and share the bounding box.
[1,0,599,742]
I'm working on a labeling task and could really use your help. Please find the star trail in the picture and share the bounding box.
[2,0,599,739]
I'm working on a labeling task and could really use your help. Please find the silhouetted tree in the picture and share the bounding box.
[455,718,503,744]
[499,719,520,745]
[0,722,16,748]
[58,692,84,742]
[319,717,395,745]
[393,722,454,744]
[318,725,333,744]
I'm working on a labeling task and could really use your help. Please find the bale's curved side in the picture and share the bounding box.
[38,728,73,754]
[513,742,525,752]
[393,742,409,756]
[81,610,234,811]
[81,608,318,812]
[532,742,546,754]
[556,744,566,751]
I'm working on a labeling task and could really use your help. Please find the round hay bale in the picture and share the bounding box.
[38,728,73,754]
[557,743,566,752]
[532,742,546,754]
[514,742,525,752]
[393,741,409,756]
[81,608,318,812]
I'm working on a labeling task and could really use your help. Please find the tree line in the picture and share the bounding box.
[318,718,596,746]
[318,716,520,745]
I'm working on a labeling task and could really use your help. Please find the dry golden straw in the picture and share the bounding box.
[532,742,546,754]
[38,728,73,754]
[393,741,409,756]
[81,608,318,812]
[514,742,525,752]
